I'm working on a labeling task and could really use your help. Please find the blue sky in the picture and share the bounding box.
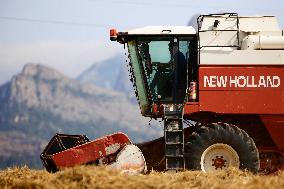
[0,0,283,84]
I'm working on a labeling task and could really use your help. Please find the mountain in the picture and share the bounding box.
[0,63,162,168]
[77,55,126,90]
[77,55,135,101]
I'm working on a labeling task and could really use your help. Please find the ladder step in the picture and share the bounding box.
[165,145,183,156]
[165,142,183,145]
[165,130,183,132]
[164,114,181,118]
[165,131,183,143]
[166,168,184,171]
[166,155,184,158]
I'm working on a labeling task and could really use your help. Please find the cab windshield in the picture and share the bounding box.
[137,39,174,101]
[127,36,195,114]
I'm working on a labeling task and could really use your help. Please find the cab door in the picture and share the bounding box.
[137,36,194,103]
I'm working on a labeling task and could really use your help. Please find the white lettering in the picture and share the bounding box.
[237,76,246,88]
[230,76,238,87]
[203,75,281,88]
[210,76,217,87]
[272,76,280,88]
[266,76,273,87]
[258,76,266,87]
[216,76,227,87]
[247,76,257,87]
[204,76,217,87]
[204,76,210,87]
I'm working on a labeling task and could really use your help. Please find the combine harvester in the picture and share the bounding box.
[41,13,284,174]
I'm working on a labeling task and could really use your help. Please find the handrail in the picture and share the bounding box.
[197,13,240,64]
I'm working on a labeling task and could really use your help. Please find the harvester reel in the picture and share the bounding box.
[185,123,260,173]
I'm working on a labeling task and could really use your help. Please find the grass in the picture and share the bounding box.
[0,166,284,189]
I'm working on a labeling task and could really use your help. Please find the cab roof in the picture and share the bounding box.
[126,26,196,35]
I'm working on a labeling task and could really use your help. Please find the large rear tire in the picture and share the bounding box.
[185,123,260,173]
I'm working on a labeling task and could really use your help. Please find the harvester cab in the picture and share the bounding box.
[110,26,199,170]
[110,26,198,117]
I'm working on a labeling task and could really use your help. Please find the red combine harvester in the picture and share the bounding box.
[42,13,284,174]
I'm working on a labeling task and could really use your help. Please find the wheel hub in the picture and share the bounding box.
[200,143,240,172]
[212,155,226,169]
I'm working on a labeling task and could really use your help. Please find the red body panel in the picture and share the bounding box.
[183,65,284,157]
[51,132,131,169]
[198,66,284,114]
[184,102,199,115]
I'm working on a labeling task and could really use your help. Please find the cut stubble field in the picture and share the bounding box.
[1,166,284,189]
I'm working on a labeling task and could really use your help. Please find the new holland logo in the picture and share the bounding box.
[204,76,281,88]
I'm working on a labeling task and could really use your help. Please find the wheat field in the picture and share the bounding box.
[0,166,284,189]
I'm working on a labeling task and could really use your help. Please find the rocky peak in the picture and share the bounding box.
[5,63,79,109]
[22,64,41,77]
[21,63,68,82]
